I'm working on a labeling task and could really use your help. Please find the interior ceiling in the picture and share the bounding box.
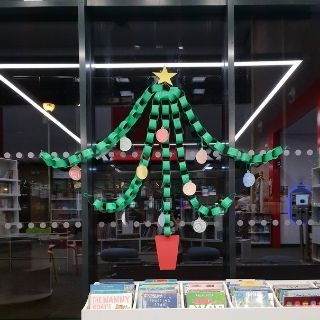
[0,6,319,144]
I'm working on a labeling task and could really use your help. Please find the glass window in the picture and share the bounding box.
[89,7,232,281]
[0,7,81,319]
[235,5,320,274]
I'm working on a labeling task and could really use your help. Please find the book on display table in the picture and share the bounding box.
[82,279,320,320]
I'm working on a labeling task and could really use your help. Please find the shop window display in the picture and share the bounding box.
[0,2,320,320]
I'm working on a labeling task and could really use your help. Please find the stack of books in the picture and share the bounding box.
[272,282,320,307]
[227,279,275,308]
[183,281,226,308]
[89,279,135,310]
[137,279,180,308]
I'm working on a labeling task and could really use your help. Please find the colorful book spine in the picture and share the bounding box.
[89,293,133,310]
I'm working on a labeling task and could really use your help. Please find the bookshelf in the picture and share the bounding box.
[311,166,320,262]
[0,159,21,236]
[236,212,272,245]
[51,170,81,222]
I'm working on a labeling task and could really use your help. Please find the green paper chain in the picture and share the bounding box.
[87,98,161,213]
[176,91,283,165]
[170,99,235,216]
[40,84,164,168]
[40,84,284,236]
[159,96,172,236]
[40,85,283,170]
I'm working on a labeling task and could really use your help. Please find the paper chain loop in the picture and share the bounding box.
[40,85,283,235]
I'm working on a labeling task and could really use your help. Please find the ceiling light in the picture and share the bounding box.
[192,76,206,83]
[193,88,205,95]
[93,62,223,69]
[120,91,134,97]
[0,74,80,144]
[203,164,213,171]
[116,77,130,83]
[0,60,301,69]
[0,60,302,143]
[0,64,79,69]
[235,60,302,141]
[42,102,55,112]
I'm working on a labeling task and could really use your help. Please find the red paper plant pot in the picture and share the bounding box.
[155,235,180,270]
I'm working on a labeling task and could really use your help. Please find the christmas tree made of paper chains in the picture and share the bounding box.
[40,70,283,236]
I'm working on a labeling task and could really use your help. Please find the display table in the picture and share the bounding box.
[82,301,320,320]
[81,280,320,320]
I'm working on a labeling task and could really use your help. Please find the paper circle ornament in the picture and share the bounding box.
[119,136,132,152]
[69,166,81,181]
[193,217,207,233]
[195,148,207,164]
[243,170,255,187]
[156,128,169,143]
[158,212,165,227]
[136,165,148,180]
[183,181,197,196]
[74,181,81,189]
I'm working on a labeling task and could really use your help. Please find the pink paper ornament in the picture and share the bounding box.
[156,128,169,143]
[69,166,81,181]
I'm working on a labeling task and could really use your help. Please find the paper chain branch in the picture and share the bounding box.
[40,84,283,236]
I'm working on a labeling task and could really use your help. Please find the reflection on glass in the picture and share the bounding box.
[235,6,320,271]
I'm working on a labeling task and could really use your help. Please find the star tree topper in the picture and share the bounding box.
[153,66,177,86]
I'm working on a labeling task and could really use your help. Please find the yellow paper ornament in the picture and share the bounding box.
[136,165,148,180]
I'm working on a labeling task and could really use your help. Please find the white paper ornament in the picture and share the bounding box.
[243,170,255,187]
[183,181,197,196]
[158,212,165,227]
[121,212,127,225]
[119,136,132,151]
[193,217,207,233]
[195,148,207,164]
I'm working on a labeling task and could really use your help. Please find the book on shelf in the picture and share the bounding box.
[227,279,275,308]
[233,290,274,308]
[141,293,178,308]
[183,281,226,308]
[271,281,320,307]
[186,291,225,308]
[89,280,135,310]
[89,293,133,310]
[283,296,320,307]
[137,279,180,309]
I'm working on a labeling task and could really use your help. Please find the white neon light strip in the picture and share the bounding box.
[0,74,81,144]
[234,60,302,141]
[0,64,79,69]
[0,60,302,69]
[0,60,302,143]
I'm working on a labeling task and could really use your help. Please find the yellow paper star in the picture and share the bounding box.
[153,66,177,86]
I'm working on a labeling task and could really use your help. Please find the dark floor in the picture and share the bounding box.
[0,246,319,320]
[0,273,82,320]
